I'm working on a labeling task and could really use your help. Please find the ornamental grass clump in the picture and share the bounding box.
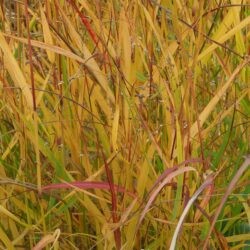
[0,1,249,249]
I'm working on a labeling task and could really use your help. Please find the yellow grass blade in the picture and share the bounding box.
[3,33,86,64]
[226,234,250,243]
[111,104,120,152]
[0,32,33,109]
[231,2,246,55]
[34,112,42,193]
[1,132,19,160]
[171,119,184,220]
[198,16,250,61]
[56,1,115,104]
[0,204,29,227]
[188,58,249,140]
[0,226,14,250]
[138,1,163,51]
[40,5,55,63]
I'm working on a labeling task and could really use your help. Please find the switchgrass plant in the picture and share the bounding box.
[0,0,249,249]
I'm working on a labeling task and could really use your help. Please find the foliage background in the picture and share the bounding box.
[0,0,249,249]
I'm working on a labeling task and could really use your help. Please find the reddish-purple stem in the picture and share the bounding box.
[149,158,202,193]
[41,181,137,199]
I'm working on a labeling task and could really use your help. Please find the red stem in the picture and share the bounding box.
[24,0,36,111]
[101,149,121,249]
[66,0,99,46]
